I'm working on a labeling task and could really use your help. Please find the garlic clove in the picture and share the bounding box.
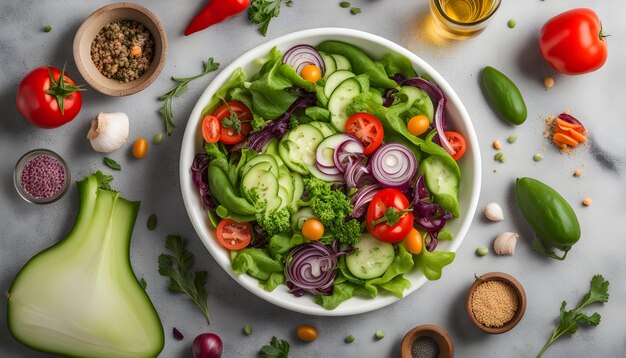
[87,112,129,153]
[484,202,504,222]
[493,232,518,256]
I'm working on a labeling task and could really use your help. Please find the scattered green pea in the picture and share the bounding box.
[147,214,157,231]
[507,19,516,28]
[476,246,489,256]
[494,152,505,161]
[344,335,355,343]
[340,1,351,8]
[43,25,52,32]
[152,133,163,145]
[533,154,544,162]
[350,7,361,15]
[243,324,252,336]
[507,135,518,144]
[375,330,385,340]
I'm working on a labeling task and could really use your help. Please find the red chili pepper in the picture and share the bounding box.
[184,0,251,36]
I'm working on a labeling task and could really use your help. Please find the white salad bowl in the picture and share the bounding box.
[180,28,481,316]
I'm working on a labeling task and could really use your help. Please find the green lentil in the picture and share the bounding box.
[507,135,518,144]
[494,152,505,161]
[375,330,385,340]
[507,19,516,28]
[476,246,489,256]
[350,7,361,15]
[344,335,355,343]
[152,133,163,145]
[243,324,252,336]
[340,1,351,8]
[533,154,544,162]
[43,25,53,33]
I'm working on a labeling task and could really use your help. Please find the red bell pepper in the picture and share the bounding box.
[184,0,251,36]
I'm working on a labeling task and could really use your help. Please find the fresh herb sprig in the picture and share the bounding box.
[219,97,248,134]
[249,0,286,36]
[537,275,609,357]
[260,336,290,358]
[158,235,211,324]
[159,58,220,136]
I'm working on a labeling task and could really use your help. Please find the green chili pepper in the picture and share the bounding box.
[481,66,527,125]
[515,177,580,260]
[208,163,256,216]
[317,41,398,88]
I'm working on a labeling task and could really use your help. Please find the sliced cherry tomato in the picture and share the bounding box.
[444,131,466,161]
[216,219,252,251]
[302,218,324,241]
[212,101,252,145]
[201,115,221,143]
[366,188,414,243]
[345,112,384,155]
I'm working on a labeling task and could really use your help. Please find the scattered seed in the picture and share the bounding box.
[476,246,489,257]
[492,140,501,150]
[544,75,555,89]
[350,7,361,15]
[507,19,516,28]
[582,197,592,206]
[574,169,581,177]
[152,133,163,145]
[147,214,157,231]
[507,135,517,144]
[43,25,53,33]
[375,330,385,340]
[344,335,355,343]
[340,1,351,8]
[533,154,543,162]
[243,324,252,336]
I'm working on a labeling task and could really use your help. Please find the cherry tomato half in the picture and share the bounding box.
[366,188,414,243]
[202,115,221,143]
[345,113,384,155]
[445,131,466,161]
[216,219,252,251]
[212,101,252,145]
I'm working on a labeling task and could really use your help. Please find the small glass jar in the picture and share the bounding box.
[429,0,501,40]
[14,149,71,204]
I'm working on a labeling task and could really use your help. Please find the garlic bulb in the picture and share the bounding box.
[87,112,129,153]
[484,202,504,222]
[493,232,518,256]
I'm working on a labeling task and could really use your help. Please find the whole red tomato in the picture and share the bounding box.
[366,188,414,243]
[539,8,608,75]
[16,66,83,128]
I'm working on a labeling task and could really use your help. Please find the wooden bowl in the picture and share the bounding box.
[466,272,526,334]
[401,324,454,358]
[73,2,167,96]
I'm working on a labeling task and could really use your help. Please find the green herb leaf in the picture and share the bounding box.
[139,277,147,290]
[537,275,609,357]
[248,0,285,36]
[147,214,157,231]
[103,157,121,171]
[340,1,350,8]
[260,336,290,358]
[350,7,361,15]
[158,235,211,324]
[159,58,220,135]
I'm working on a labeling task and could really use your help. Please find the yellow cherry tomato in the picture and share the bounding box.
[297,325,318,342]
[404,228,423,254]
[407,115,430,136]
[302,218,324,241]
[132,137,148,159]
[301,64,321,83]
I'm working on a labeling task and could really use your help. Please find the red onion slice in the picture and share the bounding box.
[316,134,360,169]
[369,143,418,188]
[333,138,364,172]
[351,184,382,218]
[282,45,325,76]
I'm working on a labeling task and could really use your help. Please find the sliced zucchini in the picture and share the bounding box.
[346,234,395,279]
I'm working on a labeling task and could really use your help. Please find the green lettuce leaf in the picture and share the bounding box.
[314,281,359,310]
[362,245,414,297]
[268,234,307,262]
[232,248,283,282]
[259,272,285,291]
[378,52,418,78]
[413,245,455,281]
[202,68,247,116]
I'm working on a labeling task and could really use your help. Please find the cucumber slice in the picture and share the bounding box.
[290,172,304,212]
[264,139,285,167]
[331,54,352,71]
[309,121,337,138]
[320,52,336,79]
[277,167,295,209]
[277,186,290,210]
[324,70,355,98]
[346,234,395,279]
[328,78,362,132]
[241,154,279,178]
[316,133,357,168]
[241,163,280,208]
[308,163,343,182]
[290,207,315,232]
[279,124,324,175]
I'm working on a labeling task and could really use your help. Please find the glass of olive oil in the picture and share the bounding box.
[429,0,501,40]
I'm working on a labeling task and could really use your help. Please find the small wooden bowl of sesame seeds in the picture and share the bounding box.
[73,2,167,96]
[466,272,526,334]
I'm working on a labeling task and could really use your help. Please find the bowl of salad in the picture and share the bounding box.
[180,28,481,316]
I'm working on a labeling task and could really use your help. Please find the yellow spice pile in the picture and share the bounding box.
[471,280,519,327]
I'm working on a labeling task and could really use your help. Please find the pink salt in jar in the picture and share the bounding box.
[14,149,70,204]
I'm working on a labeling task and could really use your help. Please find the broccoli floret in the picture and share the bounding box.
[326,218,362,246]
[256,208,291,236]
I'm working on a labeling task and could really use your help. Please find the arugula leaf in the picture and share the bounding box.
[537,275,609,357]
[260,336,290,358]
[158,235,211,324]
[248,0,285,36]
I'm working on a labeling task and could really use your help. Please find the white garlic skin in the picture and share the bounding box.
[87,112,129,153]
[493,232,518,256]
[484,202,504,222]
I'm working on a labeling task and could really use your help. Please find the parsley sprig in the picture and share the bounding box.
[159,58,220,136]
[218,97,248,134]
[248,0,286,36]
[537,275,609,357]
[260,336,290,358]
[158,235,211,324]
